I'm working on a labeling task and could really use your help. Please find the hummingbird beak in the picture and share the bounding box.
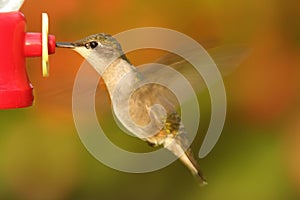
[56,42,75,49]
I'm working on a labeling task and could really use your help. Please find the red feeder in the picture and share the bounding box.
[0,11,56,109]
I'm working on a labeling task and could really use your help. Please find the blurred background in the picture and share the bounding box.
[1,0,300,199]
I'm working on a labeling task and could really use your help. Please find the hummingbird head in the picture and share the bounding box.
[56,33,130,73]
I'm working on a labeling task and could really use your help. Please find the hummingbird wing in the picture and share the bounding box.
[143,45,250,94]
[156,45,249,75]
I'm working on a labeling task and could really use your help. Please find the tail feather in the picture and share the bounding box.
[181,149,207,185]
[164,137,207,185]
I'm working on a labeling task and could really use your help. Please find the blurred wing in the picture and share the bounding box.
[206,45,250,76]
[141,45,250,94]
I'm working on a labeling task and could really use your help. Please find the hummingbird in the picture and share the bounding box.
[56,33,246,185]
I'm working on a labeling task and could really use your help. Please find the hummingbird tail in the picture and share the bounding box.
[180,149,207,186]
[164,137,207,185]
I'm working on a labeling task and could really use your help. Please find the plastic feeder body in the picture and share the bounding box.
[0,11,56,109]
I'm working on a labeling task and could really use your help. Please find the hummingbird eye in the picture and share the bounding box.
[84,41,98,49]
[90,41,98,49]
